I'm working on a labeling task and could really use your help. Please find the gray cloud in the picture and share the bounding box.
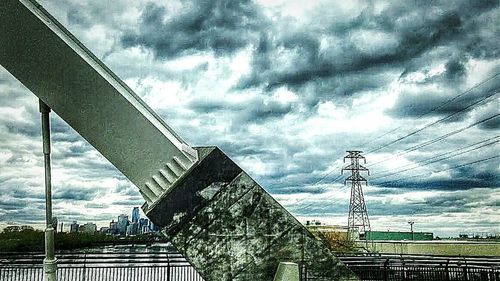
[475,103,500,130]
[121,0,266,58]
[236,0,499,110]
[54,188,99,201]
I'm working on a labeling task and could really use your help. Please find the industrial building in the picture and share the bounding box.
[365,230,433,241]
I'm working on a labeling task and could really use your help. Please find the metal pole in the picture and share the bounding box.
[408,221,414,240]
[40,100,57,281]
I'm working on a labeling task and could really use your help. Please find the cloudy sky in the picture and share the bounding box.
[0,0,499,237]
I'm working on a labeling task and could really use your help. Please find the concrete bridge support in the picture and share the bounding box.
[145,147,357,280]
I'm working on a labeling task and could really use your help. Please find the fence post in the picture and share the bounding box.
[298,264,304,281]
[383,259,389,281]
[445,260,450,281]
[166,254,171,281]
[402,260,406,281]
[82,253,87,281]
[462,264,468,281]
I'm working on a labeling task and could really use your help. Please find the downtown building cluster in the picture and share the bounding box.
[69,207,160,236]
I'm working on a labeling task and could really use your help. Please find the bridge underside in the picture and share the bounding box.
[145,147,357,281]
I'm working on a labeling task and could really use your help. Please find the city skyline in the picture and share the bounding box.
[0,0,498,237]
[3,206,154,234]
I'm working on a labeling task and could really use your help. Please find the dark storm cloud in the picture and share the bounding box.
[67,7,92,27]
[375,169,499,190]
[54,188,99,201]
[115,182,140,196]
[444,56,468,81]
[417,189,498,213]
[380,188,491,218]
[0,182,44,200]
[188,95,294,123]
[113,196,144,206]
[294,202,348,216]
[236,0,499,108]
[6,123,39,137]
[291,187,497,217]
[121,0,266,58]
[388,75,500,119]
[0,208,45,222]
[475,104,500,130]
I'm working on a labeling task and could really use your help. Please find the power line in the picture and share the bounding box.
[311,164,343,186]
[288,162,344,214]
[293,74,500,214]
[371,136,500,181]
[294,156,373,214]
[373,135,500,176]
[294,116,499,214]
[292,173,345,213]
[357,73,500,149]
[367,113,500,167]
[366,90,499,154]
[376,154,500,187]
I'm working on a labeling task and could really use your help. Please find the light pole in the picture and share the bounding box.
[40,100,57,281]
[408,221,415,241]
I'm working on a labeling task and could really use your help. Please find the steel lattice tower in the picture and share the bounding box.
[342,151,371,234]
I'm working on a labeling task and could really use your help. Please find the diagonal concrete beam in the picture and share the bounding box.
[0,0,198,206]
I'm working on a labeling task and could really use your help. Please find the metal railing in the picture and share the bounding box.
[302,253,500,281]
[0,252,203,281]
[0,265,203,281]
[1,251,499,281]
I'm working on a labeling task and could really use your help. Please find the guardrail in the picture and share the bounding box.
[0,265,202,281]
[1,251,499,281]
[0,252,203,281]
[303,253,500,281]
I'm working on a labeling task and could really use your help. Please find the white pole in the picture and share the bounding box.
[40,100,57,281]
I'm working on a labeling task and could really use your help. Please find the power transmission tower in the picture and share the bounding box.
[342,151,371,234]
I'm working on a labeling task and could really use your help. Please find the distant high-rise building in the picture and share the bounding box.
[117,214,129,235]
[138,218,149,234]
[82,223,97,234]
[132,207,140,223]
[141,225,150,234]
[52,217,58,233]
[70,221,79,233]
[143,219,149,233]
[126,224,132,236]
[109,219,118,235]
[138,218,146,232]
[149,221,159,232]
[126,222,138,236]
[100,227,109,234]
[109,220,118,229]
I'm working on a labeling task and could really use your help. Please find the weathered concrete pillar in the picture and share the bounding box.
[145,147,359,281]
